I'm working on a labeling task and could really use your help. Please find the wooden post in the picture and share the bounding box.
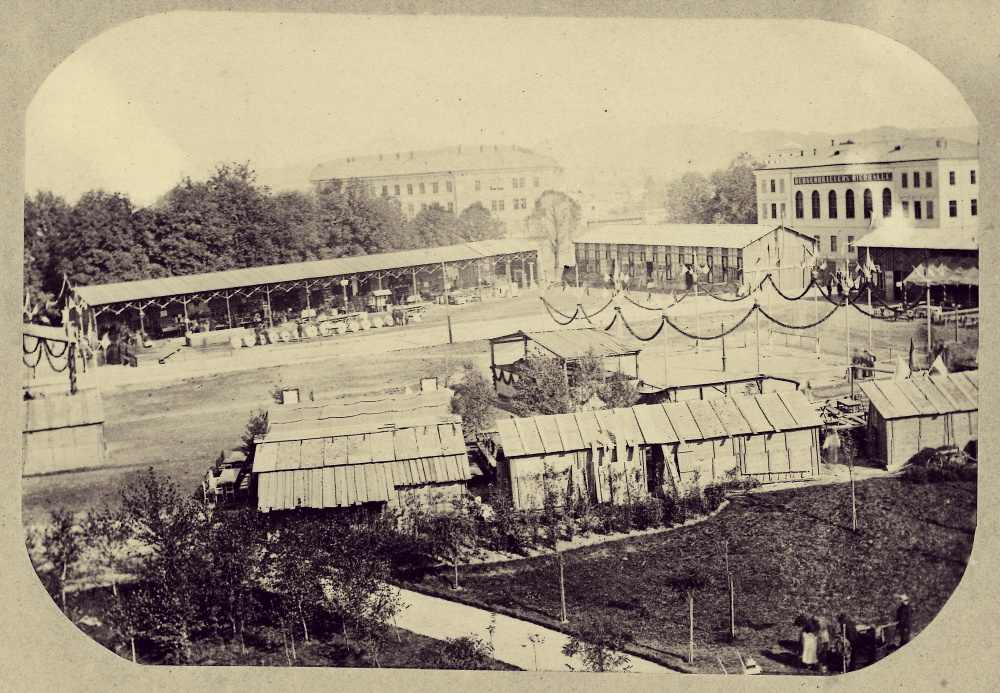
[304,285,311,310]
[137,306,145,336]
[867,286,872,352]
[225,291,233,328]
[411,267,418,297]
[754,302,761,374]
[264,287,273,328]
[850,452,858,532]
[694,282,700,351]
[377,272,383,290]
[574,263,580,289]
[815,284,821,359]
[661,314,670,392]
[954,301,960,343]
[845,295,851,378]
[489,339,497,392]
[925,284,932,364]
[558,552,568,623]
[182,298,190,331]
[721,322,727,372]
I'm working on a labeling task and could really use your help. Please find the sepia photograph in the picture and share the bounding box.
[11,5,991,683]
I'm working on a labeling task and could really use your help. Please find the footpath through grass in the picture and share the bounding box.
[407,477,976,674]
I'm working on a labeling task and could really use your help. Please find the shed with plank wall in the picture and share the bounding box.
[495,390,822,510]
[859,371,978,470]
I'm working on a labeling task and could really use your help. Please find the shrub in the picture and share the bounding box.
[660,493,680,526]
[426,634,497,670]
[703,484,726,512]
[903,446,976,485]
[591,504,618,534]
[630,496,664,530]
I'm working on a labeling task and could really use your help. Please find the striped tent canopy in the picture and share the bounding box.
[903,256,979,287]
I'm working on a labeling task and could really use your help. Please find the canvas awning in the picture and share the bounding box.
[903,256,979,286]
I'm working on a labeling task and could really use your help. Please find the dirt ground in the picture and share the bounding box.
[21,285,977,528]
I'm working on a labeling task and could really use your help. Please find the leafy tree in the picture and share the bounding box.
[664,172,715,224]
[81,504,129,597]
[562,617,633,672]
[407,203,463,247]
[23,191,72,299]
[315,182,407,257]
[451,364,498,438]
[509,355,572,417]
[117,468,210,663]
[528,190,581,276]
[569,351,606,407]
[262,519,327,654]
[240,409,269,462]
[206,508,265,653]
[600,371,640,409]
[431,634,498,670]
[426,497,478,590]
[708,153,759,223]
[104,586,154,663]
[667,565,709,664]
[55,191,154,286]
[40,508,86,611]
[267,191,323,263]
[541,464,569,623]
[458,202,506,242]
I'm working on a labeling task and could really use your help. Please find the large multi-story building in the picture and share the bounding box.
[754,137,979,270]
[309,145,563,235]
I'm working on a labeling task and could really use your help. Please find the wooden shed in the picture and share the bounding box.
[495,390,822,510]
[22,387,106,476]
[858,371,978,470]
[252,412,471,514]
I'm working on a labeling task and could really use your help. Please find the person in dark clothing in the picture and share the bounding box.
[896,595,912,646]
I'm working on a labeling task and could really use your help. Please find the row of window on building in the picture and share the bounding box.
[812,234,855,255]
[490,198,530,212]
[576,244,743,280]
[383,180,454,197]
[405,202,456,215]
[760,168,976,195]
[476,177,542,192]
[771,188,978,222]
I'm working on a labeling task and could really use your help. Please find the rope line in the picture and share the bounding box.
[757,302,840,330]
[615,311,668,342]
[662,304,758,341]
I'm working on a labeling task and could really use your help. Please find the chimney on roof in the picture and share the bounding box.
[813,148,817,156]
[830,139,834,146]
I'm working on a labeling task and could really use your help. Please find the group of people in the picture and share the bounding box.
[797,595,912,673]
[851,348,878,379]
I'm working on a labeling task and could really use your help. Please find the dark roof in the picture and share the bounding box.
[859,371,978,420]
[574,223,815,249]
[756,138,978,171]
[311,145,560,182]
[74,238,537,307]
[496,390,821,456]
[490,328,640,359]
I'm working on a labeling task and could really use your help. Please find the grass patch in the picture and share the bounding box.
[404,477,976,674]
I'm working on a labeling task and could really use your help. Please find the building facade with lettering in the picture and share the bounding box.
[754,137,979,271]
[310,145,563,237]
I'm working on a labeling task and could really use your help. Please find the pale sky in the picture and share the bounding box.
[26,12,977,206]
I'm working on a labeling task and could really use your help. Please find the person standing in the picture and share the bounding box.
[800,617,819,671]
[822,429,841,467]
[896,594,912,646]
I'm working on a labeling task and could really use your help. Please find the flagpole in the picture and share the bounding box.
[867,285,873,352]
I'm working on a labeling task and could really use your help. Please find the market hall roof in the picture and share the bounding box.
[854,224,978,252]
[755,137,979,171]
[495,390,822,456]
[489,328,640,360]
[73,238,538,308]
[310,145,560,182]
[573,223,814,250]
[859,371,978,421]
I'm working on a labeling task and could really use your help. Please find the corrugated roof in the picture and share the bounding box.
[856,224,978,251]
[496,390,818,455]
[756,138,979,171]
[23,388,104,432]
[74,238,538,307]
[525,328,640,360]
[310,145,560,182]
[859,371,979,420]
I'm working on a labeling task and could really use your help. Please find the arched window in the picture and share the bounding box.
[863,189,873,219]
[795,191,804,219]
[811,191,821,219]
[845,190,855,218]
[828,190,838,219]
[882,188,892,217]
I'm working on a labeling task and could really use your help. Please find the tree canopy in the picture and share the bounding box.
[23,163,508,307]
[664,153,760,224]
